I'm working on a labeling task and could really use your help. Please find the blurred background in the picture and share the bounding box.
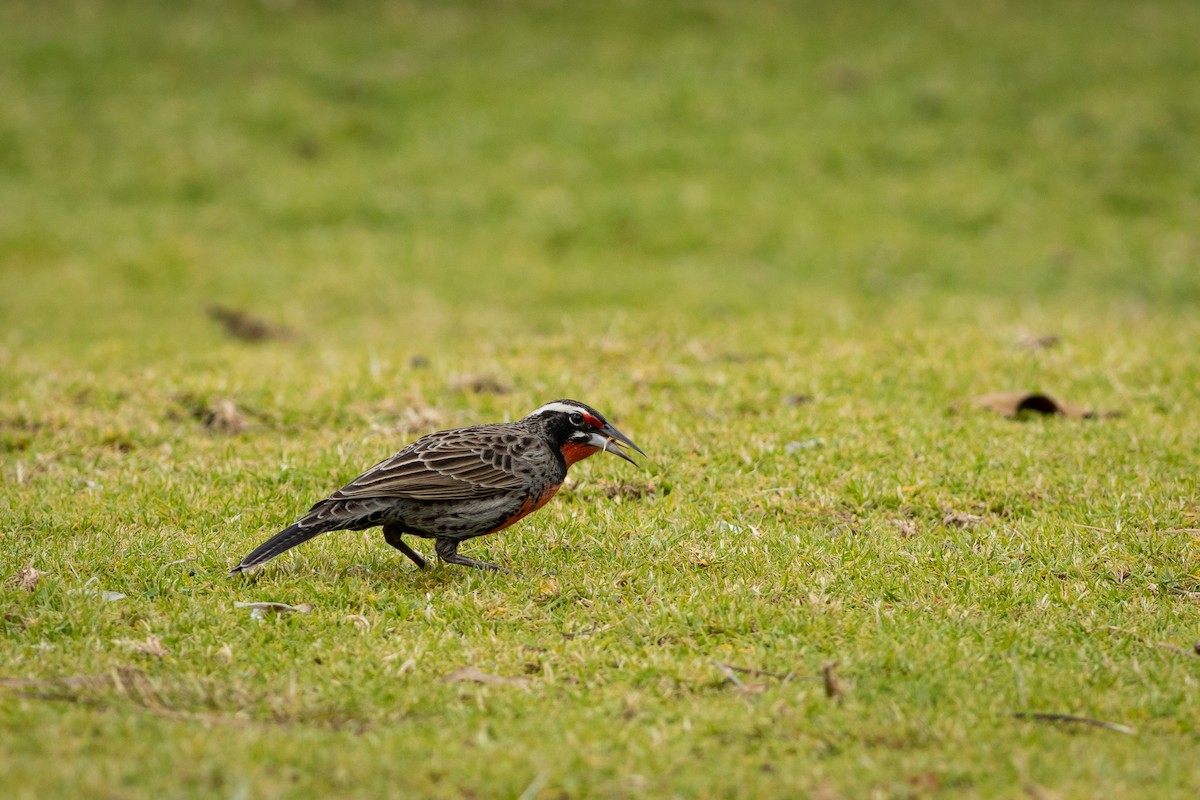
[1,0,1198,358]
[4,6,1200,796]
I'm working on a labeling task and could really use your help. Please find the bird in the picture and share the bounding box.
[230,399,645,575]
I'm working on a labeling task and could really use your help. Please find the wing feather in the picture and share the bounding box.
[328,426,532,501]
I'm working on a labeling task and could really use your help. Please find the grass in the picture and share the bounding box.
[2,0,1200,797]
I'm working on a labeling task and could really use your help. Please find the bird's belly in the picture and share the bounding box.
[492,482,562,532]
[398,484,562,540]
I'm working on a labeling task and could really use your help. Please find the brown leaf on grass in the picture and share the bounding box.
[201,399,252,434]
[783,393,813,407]
[205,303,297,342]
[176,394,257,434]
[14,566,44,592]
[943,510,984,528]
[972,391,1112,420]
[1017,333,1061,351]
[440,666,528,687]
[449,373,512,395]
[115,636,168,659]
[822,660,845,702]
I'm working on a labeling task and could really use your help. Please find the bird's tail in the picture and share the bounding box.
[229,521,327,575]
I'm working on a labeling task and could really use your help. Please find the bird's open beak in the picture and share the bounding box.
[588,422,646,467]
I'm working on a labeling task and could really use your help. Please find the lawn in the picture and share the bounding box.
[2,1,1199,797]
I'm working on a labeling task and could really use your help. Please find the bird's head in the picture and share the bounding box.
[528,399,646,467]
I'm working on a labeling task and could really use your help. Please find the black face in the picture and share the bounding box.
[528,399,645,465]
[531,400,606,447]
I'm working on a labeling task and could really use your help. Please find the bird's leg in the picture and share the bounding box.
[382,523,428,570]
[435,538,507,572]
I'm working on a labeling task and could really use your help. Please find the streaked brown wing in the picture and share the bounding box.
[329,426,529,502]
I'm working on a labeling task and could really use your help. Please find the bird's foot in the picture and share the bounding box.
[434,539,513,574]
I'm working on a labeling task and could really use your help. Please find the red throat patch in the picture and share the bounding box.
[561,441,601,466]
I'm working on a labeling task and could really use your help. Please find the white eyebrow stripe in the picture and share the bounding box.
[529,401,583,417]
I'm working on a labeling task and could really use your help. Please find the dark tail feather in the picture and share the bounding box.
[229,522,327,575]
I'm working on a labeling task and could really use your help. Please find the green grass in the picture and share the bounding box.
[3,1,1200,797]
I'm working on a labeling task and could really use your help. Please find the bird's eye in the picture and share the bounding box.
[568,412,584,427]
